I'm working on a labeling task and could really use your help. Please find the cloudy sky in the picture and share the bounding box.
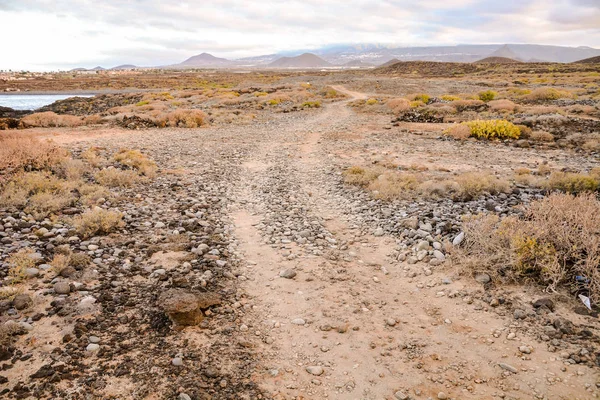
[1,0,599,70]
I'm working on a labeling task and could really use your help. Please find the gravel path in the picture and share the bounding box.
[4,87,599,399]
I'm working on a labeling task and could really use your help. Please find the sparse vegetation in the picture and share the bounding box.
[478,90,497,102]
[71,207,124,238]
[445,120,520,140]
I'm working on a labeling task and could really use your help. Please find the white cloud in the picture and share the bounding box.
[0,0,598,70]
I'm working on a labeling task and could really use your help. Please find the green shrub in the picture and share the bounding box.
[135,100,150,107]
[301,101,321,108]
[407,93,430,104]
[547,172,599,194]
[464,120,521,140]
[478,90,498,102]
[441,95,460,101]
[365,98,378,105]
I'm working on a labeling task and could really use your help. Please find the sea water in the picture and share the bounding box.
[0,94,93,111]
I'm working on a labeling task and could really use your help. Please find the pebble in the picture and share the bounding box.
[438,392,448,400]
[394,391,409,400]
[306,366,324,376]
[498,363,518,373]
[279,269,297,279]
[172,357,183,366]
[475,273,491,284]
[54,282,71,294]
[179,394,191,400]
[88,336,101,344]
[291,318,306,325]
[86,343,100,352]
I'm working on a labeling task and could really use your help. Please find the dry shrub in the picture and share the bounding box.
[50,253,70,276]
[0,171,76,217]
[81,147,106,167]
[488,99,518,113]
[547,172,599,194]
[583,139,600,152]
[7,248,36,283]
[406,93,430,103]
[21,112,84,128]
[0,133,66,173]
[79,184,111,205]
[112,149,157,177]
[369,173,419,200]
[72,207,124,238]
[56,158,89,180]
[386,98,411,113]
[95,168,139,187]
[515,168,531,175]
[526,105,563,115]
[455,194,600,299]
[453,99,485,112]
[444,124,471,140]
[525,88,573,101]
[163,109,207,128]
[83,115,104,125]
[343,166,382,186]
[529,130,554,142]
[454,172,510,201]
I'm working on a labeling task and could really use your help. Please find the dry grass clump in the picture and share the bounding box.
[444,124,471,140]
[0,134,67,175]
[344,166,510,202]
[488,99,518,113]
[525,87,573,101]
[112,149,157,177]
[406,93,430,104]
[526,105,564,115]
[301,101,322,109]
[454,172,510,201]
[386,98,411,113]
[529,130,554,142]
[441,95,461,101]
[7,248,37,284]
[71,207,124,238]
[20,112,84,128]
[94,168,140,187]
[162,109,207,128]
[0,171,77,217]
[81,147,107,167]
[453,99,485,112]
[547,172,599,194]
[455,194,600,299]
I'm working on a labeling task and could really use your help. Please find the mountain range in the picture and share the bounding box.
[71,43,600,71]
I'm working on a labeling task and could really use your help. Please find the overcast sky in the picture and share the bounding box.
[1,0,599,70]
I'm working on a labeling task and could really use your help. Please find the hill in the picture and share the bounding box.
[475,56,523,64]
[378,58,401,67]
[111,64,138,70]
[375,61,481,76]
[487,45,522,61]
[573,55,600,64]
[267,53,332,68]
[342,60,374,68]
[179,53,233,67]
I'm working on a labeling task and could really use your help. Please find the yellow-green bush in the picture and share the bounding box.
[301,101,321,108]
[464,120,521,140]
[343,166,381,186]
[365,98,378,105]
[407,93,430,104]
[478,90,497,102]
[547,172,599,194]
[441,95,460,101]
[112,149,157,177]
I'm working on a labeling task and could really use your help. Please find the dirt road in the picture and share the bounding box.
[17,87,598,400]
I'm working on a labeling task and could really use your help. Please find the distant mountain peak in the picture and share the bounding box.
[267,53,332,68]
[179,53,232,66]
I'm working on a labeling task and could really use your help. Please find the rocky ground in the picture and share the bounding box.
[2,86,600,399]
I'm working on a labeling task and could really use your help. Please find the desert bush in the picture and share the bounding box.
[78,183,111,205]
[369,173,419,200]
[94,168,139,187]
[136,100,150,106]
[50,253,70,276]
[410,100,425,108]
[162,109,207,128]
[525,87,573,101]
[444,124,472,140]
[365,98,378,105]
[478,90,497,102]
[56,158,89,180]
[81,147,106,167]
[301,101,321,108]
[441,95,460,101]
[582,139,600,152]
[454,172,510,201]
[320,87,345,99]
[0,134,66,174]
[21,112,84,128]
[529,130,554,142]
[453,99,485,112]
[343,166,382,186]
[516,125,532,138]
[407,93,430,104]
[547,172,599,194]
[71,207,124,238]
[455,194,600,299]
[488,99,518,113]
[0,171,76,216]
[464,120,521,140]
[112,149,157,177]
[7,248,36,283]
[386,98,411,113]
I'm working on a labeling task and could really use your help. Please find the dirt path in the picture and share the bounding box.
[228,88,598,399]
[16,87,599,399]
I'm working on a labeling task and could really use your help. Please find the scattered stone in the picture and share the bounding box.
[54,282,71,294]
[86,343,100,352]
[533,298,555,312]
[394,391,409,400]
[13,294,32,310]
[306,366,324,376]
[499,363,518,373]
[475,273,491,284]
[437,392,448,400]
[279,269,297,279]
[291,318,306,325]
[172,357,183,366]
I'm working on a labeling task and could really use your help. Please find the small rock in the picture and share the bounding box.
[438,392,448,400]
[475,273,491,284]
[179,394,192,400]
[514,309,527,320]
[452,232,465,246]
[172,357,183,366]
[88,336,100,344]
[533,298,555,312]
[498,362,518,373]
[394,391,409,400]
[279,269,297,279]
[54,282,71,294]
[385,318,397,327]
[306,366,324,376]
[373,228,384,237]
[86,343,100,352]
[519,345,532,354]
[13,294,32,310]
[291,318,306,325]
